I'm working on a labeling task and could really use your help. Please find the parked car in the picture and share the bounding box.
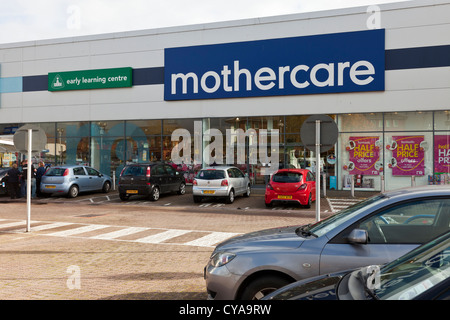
[265,231,450,300]
[0,167,9,195]
[204,185,450,300]
[40,165,111,198]
[118,162,185,201]
[192,166,251,204]
[265,168,316,208]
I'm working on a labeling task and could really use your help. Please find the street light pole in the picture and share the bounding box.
[315,120,321,222]
[26,129,32,232]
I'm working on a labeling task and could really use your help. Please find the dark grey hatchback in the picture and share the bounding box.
[118,162,186,201]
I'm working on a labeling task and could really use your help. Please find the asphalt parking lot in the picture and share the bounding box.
[0,186,372,300]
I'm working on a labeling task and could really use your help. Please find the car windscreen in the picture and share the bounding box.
[196,169,226,180]
[121,166,146,176]
[374,234,450,300]
[45,168,66,176]
[308,194,386,237]
[272,172,302,183]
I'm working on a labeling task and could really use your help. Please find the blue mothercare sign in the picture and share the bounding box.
[164,29,385,101]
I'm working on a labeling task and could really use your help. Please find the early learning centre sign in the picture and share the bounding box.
[48,67,132,91]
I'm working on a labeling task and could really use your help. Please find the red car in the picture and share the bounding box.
[265,168,316,208]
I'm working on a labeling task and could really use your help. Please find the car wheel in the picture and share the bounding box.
[240,276,292,300]
[304,193,312,208]
[243,184,251,197]
[102,181,111,193]
[119,193,129,201]
[68,185,79,198]
[177,182,186,195]
[193,196,202,203]
[150,186,160,201]
[226,189,235,204]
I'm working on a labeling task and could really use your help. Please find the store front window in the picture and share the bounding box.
[1,110,448,191]
[164,118,201,183]
[338,113,383,190]
[384,112,433,190]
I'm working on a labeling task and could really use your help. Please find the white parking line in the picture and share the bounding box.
[135,229,191,244]
[30,222,74,231]
[90,227,147,240]
[46,224,110,237]
[184,232,239,247]
[0,221,28,228]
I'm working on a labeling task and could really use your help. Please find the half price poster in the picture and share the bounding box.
[434,135,450,174]
[345,136,381,175]
[387,135,425,176]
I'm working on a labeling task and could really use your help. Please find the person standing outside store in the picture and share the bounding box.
[6,163,20,199]
[22,159,37,198]
[35,161,46,197]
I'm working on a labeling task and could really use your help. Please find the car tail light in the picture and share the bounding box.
[221,179,228,186]
[297,183,307,191]
[266,183,274,190]
[146,166,151,178]
[193,179,198,186]
[63,169,69,176]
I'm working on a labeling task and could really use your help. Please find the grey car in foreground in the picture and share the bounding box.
[265,231,450,300]
[204,186,450,300]
[40,165,112,198]
[193,166,251,203]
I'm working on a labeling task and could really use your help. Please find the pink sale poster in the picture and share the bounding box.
[434,135,450,174]
[388,136,425,176]
[345,136,381,175]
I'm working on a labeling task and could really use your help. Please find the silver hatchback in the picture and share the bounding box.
[40,165,112,198]
[204,186,450,300]
[193,166,251,203]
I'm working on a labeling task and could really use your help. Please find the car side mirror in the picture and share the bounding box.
[347,229,368,244]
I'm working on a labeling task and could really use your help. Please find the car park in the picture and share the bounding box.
[192,166,251,204]
[204,185,450,300]
[265,231,450,300]
[40,165,112,198]
[265,168,316,208]
[118,162,185,201]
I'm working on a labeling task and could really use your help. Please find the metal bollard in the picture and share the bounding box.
[350,175,355,198]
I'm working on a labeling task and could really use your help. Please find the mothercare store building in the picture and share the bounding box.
[1,0,450,191]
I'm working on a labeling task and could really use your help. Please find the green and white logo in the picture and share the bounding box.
[50,74,65,90]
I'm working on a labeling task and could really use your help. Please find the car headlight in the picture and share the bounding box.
[209,252,236,267]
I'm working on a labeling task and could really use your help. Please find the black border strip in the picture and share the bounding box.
[385,45,450,70]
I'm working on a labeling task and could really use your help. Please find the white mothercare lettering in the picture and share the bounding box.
[171,59,376,95]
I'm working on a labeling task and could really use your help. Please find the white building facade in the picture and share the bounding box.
[0,0,449,191]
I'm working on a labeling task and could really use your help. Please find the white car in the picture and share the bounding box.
[192,166,251,204]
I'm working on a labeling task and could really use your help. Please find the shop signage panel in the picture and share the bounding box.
[48,67,132,91]
[387,135,425,176]
[344,136,382,175]
[164,29,385,101]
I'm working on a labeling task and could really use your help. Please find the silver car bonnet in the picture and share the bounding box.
[214,225,307,253]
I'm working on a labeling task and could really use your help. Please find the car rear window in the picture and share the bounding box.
[272,172,302,183]
[122,166,146,176]
[45,168,66,176]
[196,169,226,180]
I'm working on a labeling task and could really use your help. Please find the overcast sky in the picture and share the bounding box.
[0,0,409,44]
